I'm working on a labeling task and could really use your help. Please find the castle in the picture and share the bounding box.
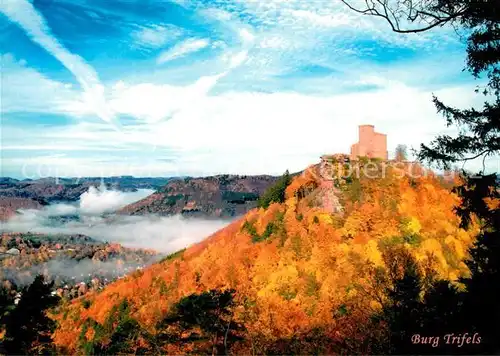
[350,124,388,161]
[320,124,388,166]
[317,124,388,213]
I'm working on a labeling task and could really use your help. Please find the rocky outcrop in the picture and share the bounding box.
[317,179,344,214]
[291,164,344,215]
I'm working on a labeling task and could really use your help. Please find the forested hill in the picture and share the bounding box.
[117,174,286,218]
[49,158,484,354]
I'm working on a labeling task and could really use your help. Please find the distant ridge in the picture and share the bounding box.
[118,174,285,218]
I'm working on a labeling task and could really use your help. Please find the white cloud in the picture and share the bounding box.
[3,212,230,253]
[0,145,131,151]
[289,9,352,28]
[157,38,210,64]
[21,185,154,216]
[79,185,154,214]
[0,0,116,124]
[201,8,233,21]
[228,50,248,68]
[0,54,80,114]
[168,0,189,7]
[258,35,289,49]
[227,0,458,51]
[103,50,248,123]
[106,73,224,123]
[239,28,256,44]
[5,75,489,178]
[199,7,256,48]
[132,24,184,48]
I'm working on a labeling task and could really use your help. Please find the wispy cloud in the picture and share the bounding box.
[213,0,459,56]
[1,0,480,178]
[0,0,116,125]
[132,23,184,49]
[3,76,488,178]
[106,74,221,123]
[0,54,79,115]
[289,9,352,28]
[108,49,247,123]
[157,38,210,64]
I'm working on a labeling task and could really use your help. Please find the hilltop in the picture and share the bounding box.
[50,157,479,354]
[117,174,284,218]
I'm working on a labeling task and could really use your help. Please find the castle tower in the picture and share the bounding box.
[350,125,388,160]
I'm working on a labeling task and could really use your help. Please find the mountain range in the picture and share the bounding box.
[0,174,287,221]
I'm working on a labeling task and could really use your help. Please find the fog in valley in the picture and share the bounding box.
[0,184,231,254]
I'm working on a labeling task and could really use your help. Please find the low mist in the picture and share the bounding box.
[79,185,155,215]
[1,185,231,254]
[1,257,155,288]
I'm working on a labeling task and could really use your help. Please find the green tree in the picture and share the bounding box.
[257,170,292,209]
[2,275,60,355]
[78,299,142,355]
[0,284,14,326]
[374,248,425,354]
[157,289,244,355]
[454,174,500,354]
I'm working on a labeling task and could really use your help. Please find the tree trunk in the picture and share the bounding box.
[224,315,233,355]
[212,333,218,356]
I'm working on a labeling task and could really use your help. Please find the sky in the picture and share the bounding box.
[1,0,497,179]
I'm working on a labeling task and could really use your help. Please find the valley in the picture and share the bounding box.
[0,232,160,301]
[0,173,282,310]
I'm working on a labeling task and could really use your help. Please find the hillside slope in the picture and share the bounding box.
[52,160,479,354]
[117,174,281,218]
[0,197,46,221]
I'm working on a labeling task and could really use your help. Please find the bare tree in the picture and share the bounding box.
[395,144,408,161]
[340,0,467,33]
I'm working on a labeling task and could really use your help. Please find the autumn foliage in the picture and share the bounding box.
[51,161,479,354]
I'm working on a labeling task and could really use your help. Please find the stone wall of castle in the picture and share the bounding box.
[350,125,388,160]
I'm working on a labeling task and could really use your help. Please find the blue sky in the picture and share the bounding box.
[0,0,495,178]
